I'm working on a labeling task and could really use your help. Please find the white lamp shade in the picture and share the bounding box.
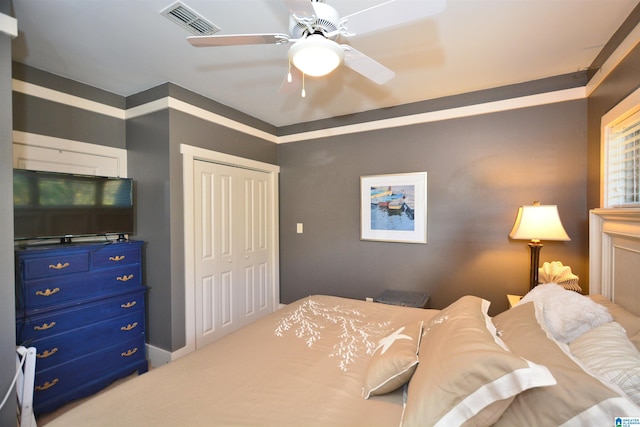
[290,35,344,77]
[509,204,570,241]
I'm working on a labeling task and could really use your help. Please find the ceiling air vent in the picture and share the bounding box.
[161,2,220,36]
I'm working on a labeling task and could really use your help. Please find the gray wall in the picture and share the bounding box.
[278,101,588,315]
[12,62,126,148]
[1,19,16,427]
[127,110,173,350]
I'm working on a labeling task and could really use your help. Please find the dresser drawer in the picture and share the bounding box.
[17,289,145,342]
[29,310,145,371]
[16,240,148,415]
[21,252,90,280]
[22,264,142,310]
[92,244,141,268]
[33,336,146,411]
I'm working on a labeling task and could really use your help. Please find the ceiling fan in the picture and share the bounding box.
[186,0,446,95]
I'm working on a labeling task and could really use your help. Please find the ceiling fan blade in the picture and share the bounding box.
[187,33,290,47]
[343,47,394,85]
[341,0,446,37]
[284,0,316,18]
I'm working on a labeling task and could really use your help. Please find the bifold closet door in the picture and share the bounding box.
[193,160,272,348]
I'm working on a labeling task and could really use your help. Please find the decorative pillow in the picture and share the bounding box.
[362,321,423,399]
[569,322,640,405]
[520,283,612,343]
[493,302,640,426]
[401,296,556,427]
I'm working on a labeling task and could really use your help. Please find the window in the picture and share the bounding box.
[602,87,640,208]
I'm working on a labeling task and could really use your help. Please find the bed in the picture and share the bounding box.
[44,210,640,426]
[42,290,640,427]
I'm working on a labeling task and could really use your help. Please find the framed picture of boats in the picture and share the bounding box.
[360,172,427,244]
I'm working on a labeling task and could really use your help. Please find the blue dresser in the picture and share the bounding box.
[15,240,148,415]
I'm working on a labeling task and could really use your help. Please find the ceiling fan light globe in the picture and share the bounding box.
[290,35,344,77]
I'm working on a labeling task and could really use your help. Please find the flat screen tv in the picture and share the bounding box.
[13,169,134,242]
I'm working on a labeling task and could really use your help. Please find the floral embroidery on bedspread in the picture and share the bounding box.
[275,298,392,371]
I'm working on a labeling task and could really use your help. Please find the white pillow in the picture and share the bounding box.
[570,322,640,405]
[520,283,612,343]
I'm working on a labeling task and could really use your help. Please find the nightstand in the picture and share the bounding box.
[507,294,523,308]
[375,290,430,308]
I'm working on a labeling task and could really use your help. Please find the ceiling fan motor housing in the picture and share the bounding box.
[289,2,340,40]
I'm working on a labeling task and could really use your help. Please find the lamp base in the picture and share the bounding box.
[528,241,543,291]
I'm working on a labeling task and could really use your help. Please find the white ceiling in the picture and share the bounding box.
[10,0,640,127]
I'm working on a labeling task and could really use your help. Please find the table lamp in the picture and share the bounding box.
[509,201,570,290]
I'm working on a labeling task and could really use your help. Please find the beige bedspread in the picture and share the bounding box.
[46,295,438,427]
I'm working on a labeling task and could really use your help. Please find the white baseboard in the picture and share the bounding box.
[146,344,173,368]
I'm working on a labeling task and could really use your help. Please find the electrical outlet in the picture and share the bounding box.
[365,297,373,302]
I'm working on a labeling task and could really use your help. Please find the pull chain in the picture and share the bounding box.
[301,72,306,98]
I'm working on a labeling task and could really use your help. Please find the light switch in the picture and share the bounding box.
[296,223,303,234]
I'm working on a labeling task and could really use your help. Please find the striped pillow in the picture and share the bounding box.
[493,302,640,426]
[570,322,640,405]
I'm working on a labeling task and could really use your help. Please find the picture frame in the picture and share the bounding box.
[360,172,427,244]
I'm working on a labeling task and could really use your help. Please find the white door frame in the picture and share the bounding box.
[175,144,280,360]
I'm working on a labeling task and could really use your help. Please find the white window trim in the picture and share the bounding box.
[601,86,640,207]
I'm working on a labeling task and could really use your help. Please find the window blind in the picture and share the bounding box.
[607,109,640,207]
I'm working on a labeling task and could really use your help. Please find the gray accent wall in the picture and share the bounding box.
[12,62,126,148]
[12,92,126,149]
[1,23,16,427]
[278,100,588,315]
[127,110,173,351]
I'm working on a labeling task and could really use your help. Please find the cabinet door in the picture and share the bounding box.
[193,160,273,348]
